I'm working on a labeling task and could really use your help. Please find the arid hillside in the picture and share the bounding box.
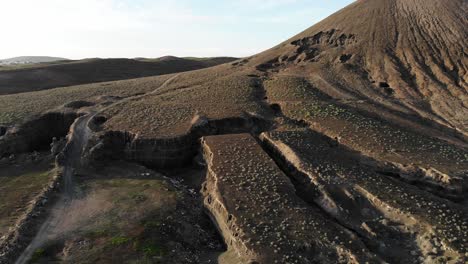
[251,0,468,135]
[0,56,236,95]
[0,0,467,263]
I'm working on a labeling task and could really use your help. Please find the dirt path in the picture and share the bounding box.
[14,74,180,264]
[14,114,93,264]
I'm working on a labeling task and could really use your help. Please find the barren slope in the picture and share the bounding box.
[1,0,467,263]
[251,0,468,134]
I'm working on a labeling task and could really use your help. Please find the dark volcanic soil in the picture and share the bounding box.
[0,0,467,263]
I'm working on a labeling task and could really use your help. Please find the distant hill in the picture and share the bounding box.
[0,56,68,65]
[0,56,237,95]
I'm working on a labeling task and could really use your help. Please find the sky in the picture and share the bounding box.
[0,0,354,60]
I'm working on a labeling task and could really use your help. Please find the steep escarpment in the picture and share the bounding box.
[84,73,274,168]
[260,129,468,263]
[2,0,467,263]
[0,112,79,157]
[201,134,379,263]
[86,115,270,168]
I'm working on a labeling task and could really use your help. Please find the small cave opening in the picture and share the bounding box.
[378,82,390,88]
[269,103,282,116]
[378,82,395,96]
[93,115,108,126]
[339,54,352,63]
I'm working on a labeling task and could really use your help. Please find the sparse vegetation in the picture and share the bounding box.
[264,77,467,174]
[30,248,45,263]
[111,236,131,246]
[102,72,270,138]
[1,0,467,263]
[0,74,172,125]
[0,157,54,237]
[140,243,166,257]
[25,164,222,263]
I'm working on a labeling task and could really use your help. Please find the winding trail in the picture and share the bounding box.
[14,114,93,264]
[14,74,180,264]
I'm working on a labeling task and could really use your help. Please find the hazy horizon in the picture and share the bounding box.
[0,0,353,60]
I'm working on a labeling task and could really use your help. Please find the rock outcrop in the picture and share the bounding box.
[260,129,468,263]
[201,133,379,263]
[0,112,79,157]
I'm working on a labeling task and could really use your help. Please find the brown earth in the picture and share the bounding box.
[0,0,467,263]
[0,57,236,95]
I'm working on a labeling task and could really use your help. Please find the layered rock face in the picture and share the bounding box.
[87,116,269,168]
[1,0,467,263]
[260,130,468,263]
[0,112,79,157]
[201,134,379,263]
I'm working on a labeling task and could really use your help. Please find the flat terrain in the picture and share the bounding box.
[0,0,467,263]
[24,163,224,264]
